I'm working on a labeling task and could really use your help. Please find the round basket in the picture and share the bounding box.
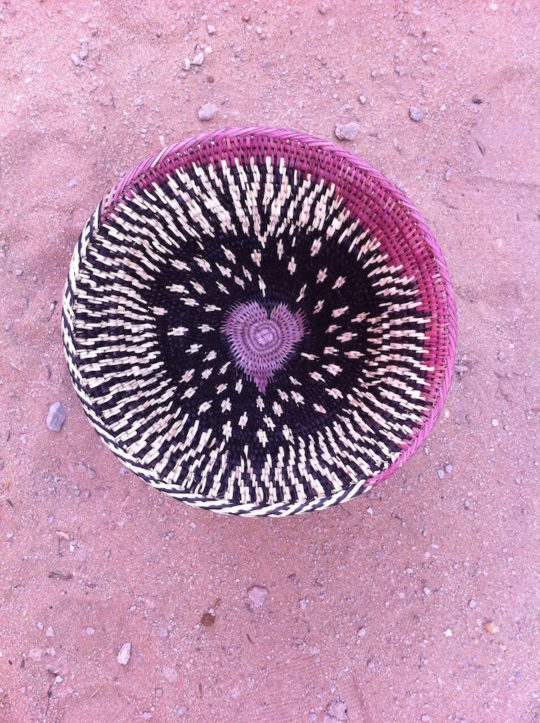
[62,128,457,517]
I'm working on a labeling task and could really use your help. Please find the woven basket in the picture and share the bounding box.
[62,128,457,517]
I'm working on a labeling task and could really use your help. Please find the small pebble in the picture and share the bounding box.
[248,585,269,609]
[357,94,367,105]
[117,642,131,665]
[357,626,367,637]
[443,628,452,637]
[444,463,453,474]
[46,402,67,432]
[200,611,215,627]
[163,666,178,683]
[15,268,23,276]
[70,53,81,66]
[207,24,216,35]
[472,95,483,104]
[46,626,54,638]
[334,121,361,141]
[318,2,328,14]
[468,599,476,609]
[67,178,78,189]
[325,700,347,722]
[423,587,431,596]
[436,469,445,480]
[191,51,205,66]
[484,621,499,634]
[198,103,218,121]
[444,169,451,181]
[409,107,424,122]
[86,626,95,635]
[491,418,499,427]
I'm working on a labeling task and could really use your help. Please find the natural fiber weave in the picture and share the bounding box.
[62,128,457,517]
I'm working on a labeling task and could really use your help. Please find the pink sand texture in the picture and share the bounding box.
[0,2,538,722]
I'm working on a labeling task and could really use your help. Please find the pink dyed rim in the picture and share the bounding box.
[102,127,457,501]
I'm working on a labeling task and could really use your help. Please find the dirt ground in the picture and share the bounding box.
[0,1,538,721]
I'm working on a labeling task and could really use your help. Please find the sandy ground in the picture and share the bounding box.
[1,1,539,721]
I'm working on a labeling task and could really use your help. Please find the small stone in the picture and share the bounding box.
[484,621,499,634]
[468,599,476,609]
[421,716,431,722]
[79,43,89,60]
[444,169,451,181]
[117,642,131,665]
[55,675,63,683]
[444,463,453,474]
[472,95,483,105]
[207,24,216,35]
[86,626,95,635]
[182,58,191,71]
[198,103,218,121]
[409,107,424,122]
[46,402,67,432]
[491,418,499,427]
[74,547,87,562]
[318,2,328,14]
[334,121,361,141]
[45,626,54,638]
[70,53,81,66]
[191,51,205,66]
[423,587,431,596]
[443,628,452,637]
[67,178,78,189]
[163,666,178,683]
[248,585,269,609]
[357,93,367,105]
[357,626,367,637]
[200,611,215,627]
[15,268,23,276]
[324,699,348,722]
[436,469,445,480]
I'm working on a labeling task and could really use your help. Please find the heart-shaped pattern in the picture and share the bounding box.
[222,301,305,393]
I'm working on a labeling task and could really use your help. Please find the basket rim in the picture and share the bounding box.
[70,127,458,515]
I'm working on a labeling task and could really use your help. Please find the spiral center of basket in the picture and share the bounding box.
[222,301,304,393]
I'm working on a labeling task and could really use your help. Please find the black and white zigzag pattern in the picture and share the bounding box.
[63,157,433,516]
